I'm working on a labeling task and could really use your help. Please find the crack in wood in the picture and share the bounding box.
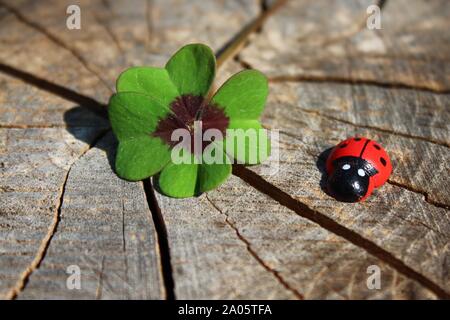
[145,0,155,51]
[215,0,287,68]
[98,0,125,56]
[240,46,450,94]
[0,62,108,119]
[268,74,450,95]
[3,128,110,299]
[136,0,292,298]
[378,0,388,11]
[239,0,448,94]
[388,180,449,210]
[234,54,252,70]
[0,1,113,93]
[4,166,70,299]
[317,0,388,48]
[236,5,447,95]
[95,256,106,300]
[387,208,446,238]
[296,106,449,148]
[143,179,176,300]
[260,0,269,12]
[204,194,304,300]
[232,165,450,299]
[93,13,124,56]
[240,0,389,64]
[279,66,450,93]
[253,0,450,96]
[120,199,131,299]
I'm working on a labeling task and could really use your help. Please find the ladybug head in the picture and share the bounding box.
[327,156,378,202]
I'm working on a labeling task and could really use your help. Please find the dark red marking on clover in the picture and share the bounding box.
[152,94,229,153]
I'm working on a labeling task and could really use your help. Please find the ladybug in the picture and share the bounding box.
[325,137,392,202]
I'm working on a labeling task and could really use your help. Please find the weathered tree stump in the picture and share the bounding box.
[0,0,448,299]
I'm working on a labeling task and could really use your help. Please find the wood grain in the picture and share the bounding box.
[0,127,103,298]
[0,0,260,123]
[156,175,436,299]
[267,82,450,205]
[240,0,450,92]
[17,132,164,299]
[0,0,261,299]
[240,84,450,296]
[0,0,448,300]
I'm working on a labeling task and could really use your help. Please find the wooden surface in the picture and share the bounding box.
[0,0,448,299]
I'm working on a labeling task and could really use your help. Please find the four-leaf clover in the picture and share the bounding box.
[109,43,269,198]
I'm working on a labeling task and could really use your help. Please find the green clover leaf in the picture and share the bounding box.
[212,70,270,164]
[109,43,269,198]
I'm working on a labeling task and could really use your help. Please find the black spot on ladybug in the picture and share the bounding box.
[373,144,381,150]
[339,143,348,148]
[354,138,361,141]
[380,157,387,166]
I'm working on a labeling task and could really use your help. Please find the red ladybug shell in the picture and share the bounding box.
[326,137,392,201]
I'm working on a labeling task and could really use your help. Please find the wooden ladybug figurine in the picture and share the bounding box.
[325,137,392,202]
